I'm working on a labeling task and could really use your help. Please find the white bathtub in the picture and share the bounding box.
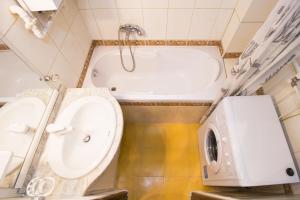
[83,46,225,102]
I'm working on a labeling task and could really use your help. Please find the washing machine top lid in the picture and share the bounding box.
[210,95,300,186]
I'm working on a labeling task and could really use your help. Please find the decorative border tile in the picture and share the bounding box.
[103,40,121,45]
[0,44,9,50]
[166,40,187,46]
[119,101,212,106]
[77,41,97,88]
[223,52,242,58]
[93,39,222,47]
[145,40,166,45]
[126,40,146,45]
[219,43,224,55]
[255,87,265,95]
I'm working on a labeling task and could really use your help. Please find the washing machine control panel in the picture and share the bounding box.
[215,105,237,179]
[199,105,238,182]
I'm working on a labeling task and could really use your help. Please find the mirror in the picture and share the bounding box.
[0,38,56,189]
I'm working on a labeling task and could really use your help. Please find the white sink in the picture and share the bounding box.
[47,96,120,179]
[0,97,46,157]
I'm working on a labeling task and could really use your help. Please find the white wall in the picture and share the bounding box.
[0,0,92,88]
[76,0,237,40]
[262,58,300,194]
[222,0,277,53]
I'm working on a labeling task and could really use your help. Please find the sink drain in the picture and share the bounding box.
[83,135,91,143]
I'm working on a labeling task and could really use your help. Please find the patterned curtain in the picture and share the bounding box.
[201,0,300,123]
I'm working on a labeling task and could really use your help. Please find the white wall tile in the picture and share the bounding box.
[61,0,78,26]
[70,13,92,54]
[60,31,85,76]
[5,19,58,75]
[277,93,300,122]
[0,0,17,35]
[93,9,120,39]
[169,0,196,8]
[143,9,167,39]
[166,9,193,39]
[195,0,222,8]
[0,0,92,89]
[48,53,78,87]
[261,57,300,194]
[235,0,251,20]
[73,0,273,44]
[89,0,117,8]
[142,0,168,8]
[220,0,237,8]
[281,113,300,153]
[118,9,143,27]
[236,0,278,22]
[222,11,262,52]
[49,10,69,48]
[116,0,142,8]
[226,21,262,52]
[263,65,294,102]
[211,9,233,39]
[189,9,218,39]
[294,151,300,170]
[222,11,239,50]
[77,0,90,9]
[80,10,102,39]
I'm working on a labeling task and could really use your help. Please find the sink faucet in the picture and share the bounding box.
[119,24,145,36]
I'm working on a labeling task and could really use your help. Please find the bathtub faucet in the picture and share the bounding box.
[118,24,145,72]
[119,24,145,36]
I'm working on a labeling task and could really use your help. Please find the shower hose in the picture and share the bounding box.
[118,29,136,72]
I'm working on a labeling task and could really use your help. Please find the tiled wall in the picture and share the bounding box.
[222,0,277,53]
[262,58,300,194]
[76,0,237,40]
[121,105,209,123]
[0,0,92,88]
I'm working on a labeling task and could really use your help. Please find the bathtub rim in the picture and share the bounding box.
[82,45,226,102]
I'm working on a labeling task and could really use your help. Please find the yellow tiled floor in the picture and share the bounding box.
[116,123,209,200]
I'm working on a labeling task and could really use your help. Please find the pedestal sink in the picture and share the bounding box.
[47,95,123,179]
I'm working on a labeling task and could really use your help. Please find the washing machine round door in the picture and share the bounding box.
[204,124,222,174]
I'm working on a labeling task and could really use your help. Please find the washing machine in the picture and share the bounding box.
[199,95,299,186]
